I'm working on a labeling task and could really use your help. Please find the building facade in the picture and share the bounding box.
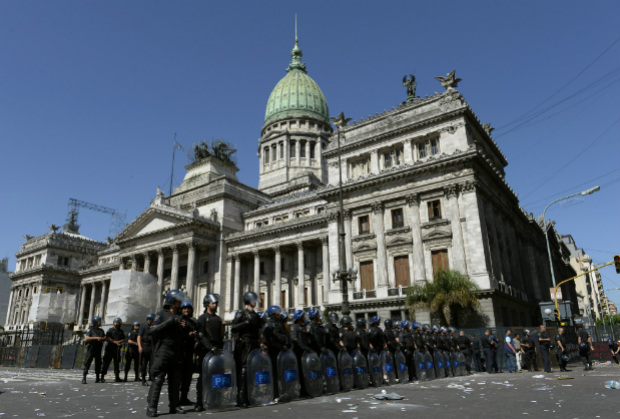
[5,35,577,339]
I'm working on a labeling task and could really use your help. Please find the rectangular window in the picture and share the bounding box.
[260,261,266,275]
[394,256,410,287]
[358,215,370,234]
[281,290,287,307]
[271,145,277,161]
[202,261,209,275]
[431,249,449,278]
[391,208,404,228]
[418,142,427,159]
[384,152,392,168]
[264,147,270,164]
[360,261,375,290]
[427,200,442,221]
[310,141,316,159]
[279,142,284,159]
[290,141,296,157]
[394,149,402,165]
[259,292,265,311]
[299,141,306,158]
[430,139,439,155]
[304,287,309,307]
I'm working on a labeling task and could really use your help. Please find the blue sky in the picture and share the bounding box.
[1,1,619,305]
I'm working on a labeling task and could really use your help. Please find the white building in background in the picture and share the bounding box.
[0,258,11,327]
[5,34,578,339]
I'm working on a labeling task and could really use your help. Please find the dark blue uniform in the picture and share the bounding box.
[83,326,105,381]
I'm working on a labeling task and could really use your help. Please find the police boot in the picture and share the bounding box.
[100,375,106,383]
[95,374,101,383]
[147,374,165,417]
[81,372,87,384]
[142,378,148,386]
[169,406,185,414]
[123,371,128,382]
[237,368,249,407]
[134,373,140,382]
[115,373,122,383]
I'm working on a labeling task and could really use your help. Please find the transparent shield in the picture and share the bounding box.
[277,348,300,400]
[380,349,397,385]
[338,350,354,392]
[433,351,446,378]
[352,350,370,389]
[202,349,237,410]
[246,349,274,406]
[320,349,340,394]
[414,350,427,381]
[368,350,383,387]
[301,351,323,398]
[394,350,409,383]
[424,351,436,380]
[456,351,467,376]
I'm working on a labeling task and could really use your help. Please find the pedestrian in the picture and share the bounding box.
[101,317,125,383]
[146,289,187,417]
[608,339,620,364]
[555,327,569,372]
[138,313,154,386]
[194,293,225,412]
[577,325,594,371]
[538,325,552,373]
[82,316,106,384]
[179,300,197,406]
[231,291,262,407]
[504,329,517,373]
[513,333,523,372]
[124,321,141,382]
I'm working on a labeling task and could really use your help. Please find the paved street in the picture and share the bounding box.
[1,363,619,419]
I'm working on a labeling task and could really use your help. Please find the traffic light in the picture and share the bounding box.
[615,255,620,274]
[554,308,560,322]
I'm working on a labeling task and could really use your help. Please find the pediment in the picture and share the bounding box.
[386,236,413,247]
[422,228,452,241]
[116,207,195,241]
[353,242,377,253]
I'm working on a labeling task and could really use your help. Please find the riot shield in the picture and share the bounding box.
[368,350,383,387]
[277,348,300,401]
[424,351,436,380]
[444,351,453,377]
[414,350,427,381]
[338,350,354,392]
[301,351,323,398]
[450,351,458,377]
[202,349,237,410]
[352,350,370,389]
[380,350,397,386]
[433,351,445,378]
[394,350,409,383]
[320,349,340,394]
[246,349,274,406]
[456,351,466,376]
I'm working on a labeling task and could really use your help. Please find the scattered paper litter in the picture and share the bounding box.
[374,392,405,400]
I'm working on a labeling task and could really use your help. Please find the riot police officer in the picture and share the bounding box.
[231,291,263,407]
[355,318,371,357]
[324,312,341,354]
[179,300,197,406]
[194,293,224,412]
[290,309,313,396]
[339,316,359,353]
[455,330,472,374]
[146,289,187,417]
[399,321,416,381]
[124,321,141,382]
[368,316,386,354]
[383,319,400,354]
[138,313,154,385]
[82,316,106,384]
[521,329,537,372]
[101,317,125,383]
[262,305,288,399]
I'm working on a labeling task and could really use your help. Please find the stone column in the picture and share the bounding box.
[445,185,467,273]
[372,202,388,287]
[253,250,260,293]
[143,252,151,274]
[406,194,427,282]
[157,248,165,310]
[485,203,503,284]
[78,285,87,327]
[87,283,96,324]
[100,280,108,321]
[5,289,14,326]
[344,210,353,283]
[171,245,179,290]
[233,255,241,311]
[131,255,138,270]
[274,247,282,308]
[321,237,330,297]
[225,256,233,312]
[297,242,305,307]
[119,258,124,271]
[186,242,196,300]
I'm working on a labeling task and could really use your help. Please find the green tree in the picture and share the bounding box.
[405,269,481,326]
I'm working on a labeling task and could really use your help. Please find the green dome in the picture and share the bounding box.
[264,39,329,126]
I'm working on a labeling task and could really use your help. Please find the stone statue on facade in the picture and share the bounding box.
[49,224,60,233]
[403,74,417,100]
[435,69,462,90]
[482,122,495,135]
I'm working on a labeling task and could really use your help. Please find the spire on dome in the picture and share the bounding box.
[287,14,306,73]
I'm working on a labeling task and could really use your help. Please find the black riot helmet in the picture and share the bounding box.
[356,318,367,329]
[340,316,353,327]
[243,291,259,305]
[203,293,220,307]
[384,319,393,329]
[328,312,339,325]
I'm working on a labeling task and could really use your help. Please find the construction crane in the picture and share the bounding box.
[65,198,127,239]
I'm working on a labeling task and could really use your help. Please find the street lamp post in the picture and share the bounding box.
[330,112,357,316]
[543,186,600,288]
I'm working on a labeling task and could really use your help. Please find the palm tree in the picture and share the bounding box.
[406,269,481,326]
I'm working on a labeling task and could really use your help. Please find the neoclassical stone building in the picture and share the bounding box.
[5,35,574,337]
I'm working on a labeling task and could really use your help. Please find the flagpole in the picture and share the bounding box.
[169,133,177,196]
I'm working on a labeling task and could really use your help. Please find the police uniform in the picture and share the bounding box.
[179,313,197,405]
[231,307,262,406]
[82,322,105,383]
[101,324,125,382]
[194,305,224,411]
[124,328,140,381]
[262,314,288,398]
[577,328,592,370]
[555,331,568,372]
[138,321,153,384]
[455,333,472,374]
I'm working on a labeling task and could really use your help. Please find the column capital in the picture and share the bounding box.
[444,184,460,198]
[371,201,383,214]
[253,249,260,257]
[273,246,281,254]
[406,193,420,207]
[143,251,151,258]
[461,179,478,194]
[172,244,180,253]
[344,209,352,220]
[327,211,339,222]
[296,241,304,250]
[320,236,329,245]
[232,253,239,261]
[157,247,165,256]
[186,241,196,250]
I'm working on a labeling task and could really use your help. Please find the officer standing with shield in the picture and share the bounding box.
[146,289,187,417]
[124,321,141,382]
[179,300,197,406]
[263,305,288,399]
[82,316,106,384]
[101,317,125,383]
[194,293,224,412]
[231,291,262,407]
